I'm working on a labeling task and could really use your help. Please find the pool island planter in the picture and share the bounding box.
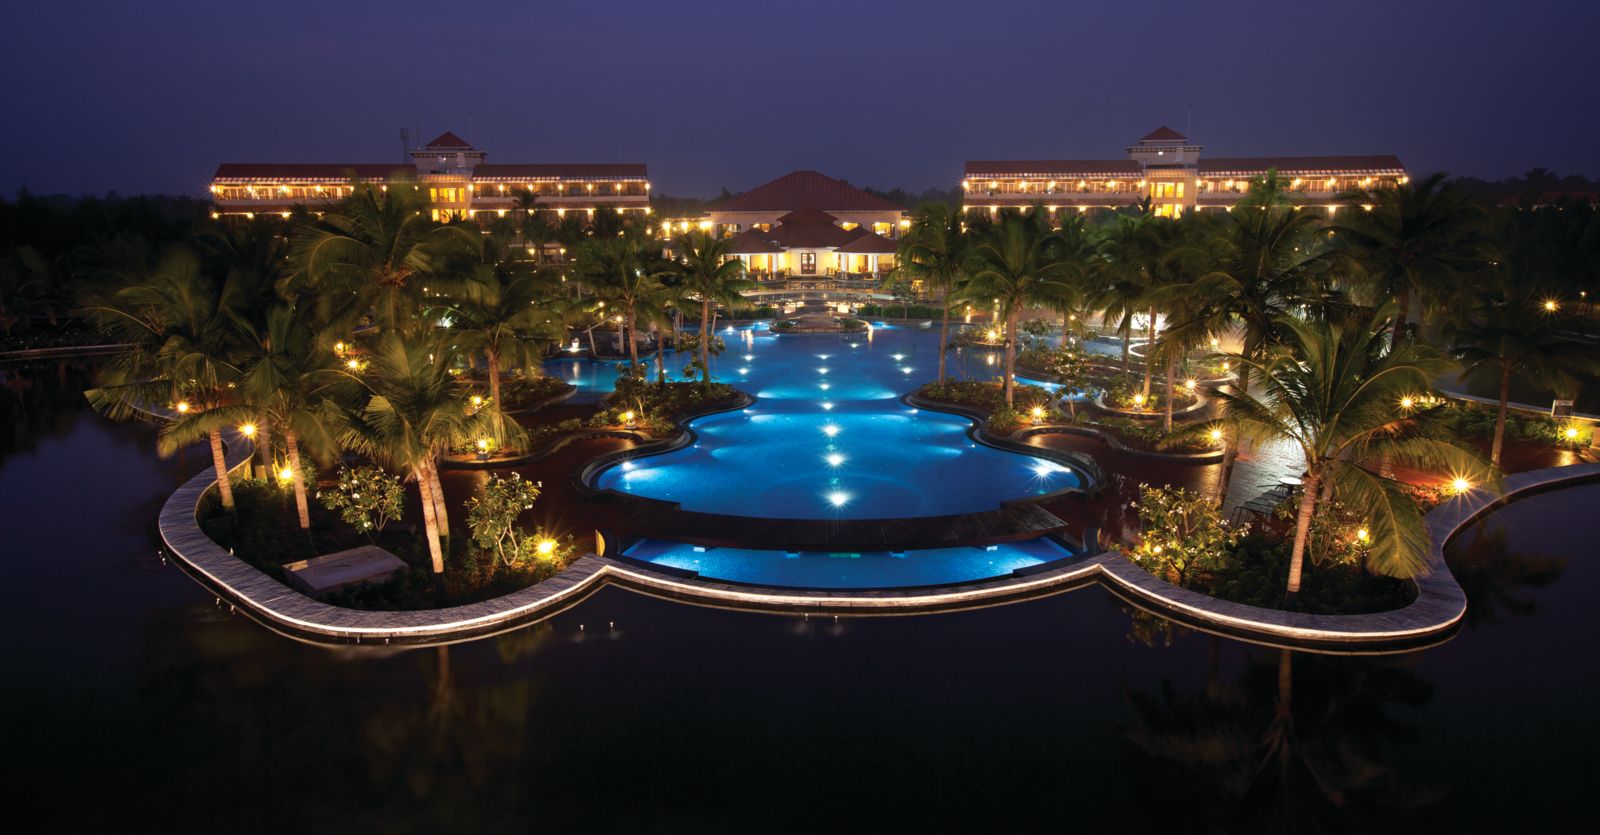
[905,389,1222,464]
[155,409,1600,651]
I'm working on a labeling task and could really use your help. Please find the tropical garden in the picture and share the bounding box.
[4,182,753,607]
[1,170,1596,614]
[894,175,1598,610]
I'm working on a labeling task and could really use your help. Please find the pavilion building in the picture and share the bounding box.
[723,207,899,278]
[964,127,1407,219]
[209,131,650,224]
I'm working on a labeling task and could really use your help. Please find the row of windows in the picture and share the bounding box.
[213,181,648,201]
[967,175,1403,197]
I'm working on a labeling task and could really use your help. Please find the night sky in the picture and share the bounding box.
[3,0,1596,199]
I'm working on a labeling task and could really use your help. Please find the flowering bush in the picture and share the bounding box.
[1123,484,1248,586]
[316,466,404,538]
[465,473,546,566]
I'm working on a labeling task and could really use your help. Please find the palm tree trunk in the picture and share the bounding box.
[426,457,450,538]
[586,325,597,357]
[1392,288,1410,344]
[1492,363,1511,468]
[1163,355,1175,433]
[1003,306,1019,406]
[209,428,235,511]
[486,347,502,406]
[937,298,951,383]
[627,307,639,369]
[1142,307,1156,398]
[284,430,312,530]
[1217,430,1239,504]
[1120,327,1131,380]
[1284,471,1320,609]
[653,321,666,384]
[415,467,446,573]
[699,299,712,386]
[256,417,272,480]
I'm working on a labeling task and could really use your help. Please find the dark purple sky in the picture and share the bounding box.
[3,0,1596,198]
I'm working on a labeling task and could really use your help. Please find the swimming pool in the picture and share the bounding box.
[624,536,1076,589]
[542,355,623,403]
[593,323,1087,519]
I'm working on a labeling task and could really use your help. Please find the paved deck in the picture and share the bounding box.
[618,502,1070,551]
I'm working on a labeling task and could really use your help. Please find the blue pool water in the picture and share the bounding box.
[594,323,1085,519]
[542,355,623,403]
[625,537,1076,588]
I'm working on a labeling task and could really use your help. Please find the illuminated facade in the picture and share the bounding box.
[209,132,649,223]
[723,207,899,278]
[964,127,1407,219]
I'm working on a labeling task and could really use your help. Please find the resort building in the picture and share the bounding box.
[209,132,650,223]
[964,127,1407,218]
[724,206,900,279]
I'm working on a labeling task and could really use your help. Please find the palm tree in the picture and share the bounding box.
[1163,179,1337,501]
[236,306,345,531]
[894,202,970,382]
[440,248,566,407]
[575,230,669,370]
[1332,172,1490,343]
[196,218,293,477]
[83,246,247,510]
[672,231,754,387]
[285,180,479,336]
[1449,278,1600,466]
[962,208,1080,406]
[331,333,509,574]
[1211,308,1487,607]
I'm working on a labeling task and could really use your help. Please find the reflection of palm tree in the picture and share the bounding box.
[1126,648,1443,833]
[1447,523,1567,628]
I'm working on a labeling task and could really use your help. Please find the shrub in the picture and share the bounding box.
[1122,484,1247,586]
[316,465,405,539]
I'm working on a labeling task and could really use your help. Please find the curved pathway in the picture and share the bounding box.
[155,406,1600,650]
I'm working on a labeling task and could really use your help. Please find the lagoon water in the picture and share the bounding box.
[3,357,1596,832]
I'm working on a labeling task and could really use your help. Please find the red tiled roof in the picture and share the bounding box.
[1198,155,1406,175]
[775,207,840,224]
[423,131,473,149]
[835,231,898,254]
[473,163,648,179]
[712,170,904,213]
[212,163,410,181]
[1140,126,1186,142]
[965,160,1142,178]
[766,220,858,249]
[725,229,784,254]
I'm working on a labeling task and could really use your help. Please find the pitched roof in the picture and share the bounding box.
[712,170,904,213]
[1140,126,1187,142]
[766,220,858,249]
[775,207,840,224]
[473,163,648,180]
[835,231,898,254]
[965,159,1142,178]
[212,163,409,181]
[725,229,784,254]
[423,131,473,149]
[1198,155,1406,175]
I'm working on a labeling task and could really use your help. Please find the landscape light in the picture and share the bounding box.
[1452,477,1472,494]
[1564,426,1580,440]
[277,467,294,482]
[346,358,362,370]
[471,395,484,407]
[536,538,557,556]
[1543,299,1560,313]
[240,424,256,438]
[175,401,191,414]
[1356,527,1370,542]
[1209,428,1224,443]
[1030,406,1045,424]
[1399,396,1415,410]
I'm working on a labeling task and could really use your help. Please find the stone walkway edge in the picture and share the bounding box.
[158,422,1600,651]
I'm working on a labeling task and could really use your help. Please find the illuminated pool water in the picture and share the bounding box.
[594,323,1086,518]
[625,536,1076,588]
[542,355,623,403]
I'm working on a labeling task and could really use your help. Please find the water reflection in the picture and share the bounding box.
[1446,523,1567,629]
[1125,646,1443,833]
